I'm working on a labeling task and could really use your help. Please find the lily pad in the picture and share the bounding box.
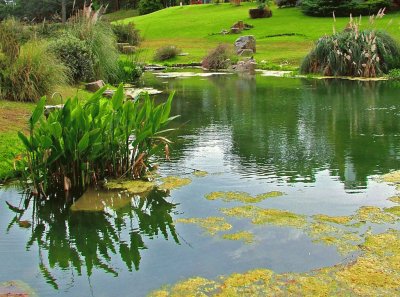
[205,191,284,203]
[175,217,232,235]
[222,231,254,244]
[70,189,132,212]
[159,176,191,191]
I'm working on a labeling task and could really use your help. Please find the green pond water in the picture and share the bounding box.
[1,72,400,296]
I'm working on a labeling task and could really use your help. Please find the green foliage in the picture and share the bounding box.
[388,68,400,79]
[138,0,163,15]
[202,44,232,70]
[275,0,298,8]
[16,84,178,195]
[301,0,391,17]
[49,33,95,83]
[1,41,69,102]
[117,56,143,82]
[153,45,181,61]
[300,25,400,77]
[112,22,141,46]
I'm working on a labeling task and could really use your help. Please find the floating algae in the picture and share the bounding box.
[175,217,232,235]
[355,206,398,224]
[388,196,400,204]
[222,231,254,244]
[106,179,155,194]
[70,189,132,212]
[380,170,400,184]
[313,214,352,225]
[384,206,400,217]
[148,230,400,296]
[220,205,307,228]
[159,176,192,191]
[306,223,361,255]
[205,191,284,203]
[193,170,208,177]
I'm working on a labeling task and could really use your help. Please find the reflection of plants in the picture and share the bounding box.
[6,188,179,288]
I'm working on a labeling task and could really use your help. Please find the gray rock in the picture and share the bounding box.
[234,35,256,55]
[122,45,137,54]
[85,80,105,92]
[239,49,254,56]
[234,59,257,74]
[103,89,115,98]
[44,104,63,116]
[230,27,241,34]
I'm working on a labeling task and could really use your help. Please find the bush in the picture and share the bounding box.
[249,7,272,18]
[49,34,95,83]
[138,0,163,15]
[301,0,391,17]
[3,41,69,102]
[388,68,400,79]
[112,22,141,46]
[275,0,298,7]
[117,57,143,82]
[300,24,400,77]
[202,44,232,70]
[154,45,181,61]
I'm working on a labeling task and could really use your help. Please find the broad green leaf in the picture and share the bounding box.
[77,132,90,153]
[111,84,124,111]
[30,96,46,126]
[18,132,32,151]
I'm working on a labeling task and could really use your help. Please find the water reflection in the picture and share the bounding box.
[154,74,400,189]
[5,188,179,288]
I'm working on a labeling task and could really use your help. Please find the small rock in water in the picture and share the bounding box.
[18,220,31,228]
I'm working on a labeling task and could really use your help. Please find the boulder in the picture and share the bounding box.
[230,27,241,34]
[44,105,63,116]
[239,49,254,57]
[85,80,105,92]
[234,59,257,74]
[234,35,256,55]
[122,45,137,54]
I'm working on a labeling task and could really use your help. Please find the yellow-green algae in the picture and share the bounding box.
[355,206,398,224]
[70,189,132,212]
[206,191,284,203]
[148,230,400,297]
[220,205,307,228]
[380,170,400,184]
[193,170,208,177]
[313,214,352,225]
[222,231,254,244]
[388,196,400,204]
[158,176,192,191]
[175,217,232,235]
[384,206,400,217]
[306,223,361,255]
[106,179,155,194]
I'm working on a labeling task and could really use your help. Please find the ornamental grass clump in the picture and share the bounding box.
[16,85,178,196]
[300,12,400,77]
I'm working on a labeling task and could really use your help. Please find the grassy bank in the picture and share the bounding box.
[0,86,92,181]
[123,3,400,66]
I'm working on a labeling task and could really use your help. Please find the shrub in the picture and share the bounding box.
[3,41,69,102]
[300,23,400,77]
[154,45,181,61]
[49,34,95,83]
[117,57,143,82]
[202,44,232,70]
[112,22,141,46]
[138,0,163,15]
[388,68,400,79]
[17,84,177,195]
[301,0,391,17]
[249,7,272,18]
[275,0,298,7]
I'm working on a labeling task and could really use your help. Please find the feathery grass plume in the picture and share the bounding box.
[202,44,232,70]
[300,15,400,77]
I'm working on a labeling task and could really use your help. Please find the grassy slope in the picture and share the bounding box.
[104,9,139,22]
[0,86,93,181]
[124,3,400,66]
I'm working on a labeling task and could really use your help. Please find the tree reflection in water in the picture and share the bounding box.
[6,188,179,289]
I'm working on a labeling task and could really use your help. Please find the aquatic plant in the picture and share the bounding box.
[158,176,192,191]
[300,14,400,77]
[16,85,177,195]
[222,231,255,244]
[175,217,232,235]
[205,191,284,203]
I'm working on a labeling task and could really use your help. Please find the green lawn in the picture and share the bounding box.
[123,3,400,66]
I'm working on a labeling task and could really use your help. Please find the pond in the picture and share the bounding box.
[1,72,400,296]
